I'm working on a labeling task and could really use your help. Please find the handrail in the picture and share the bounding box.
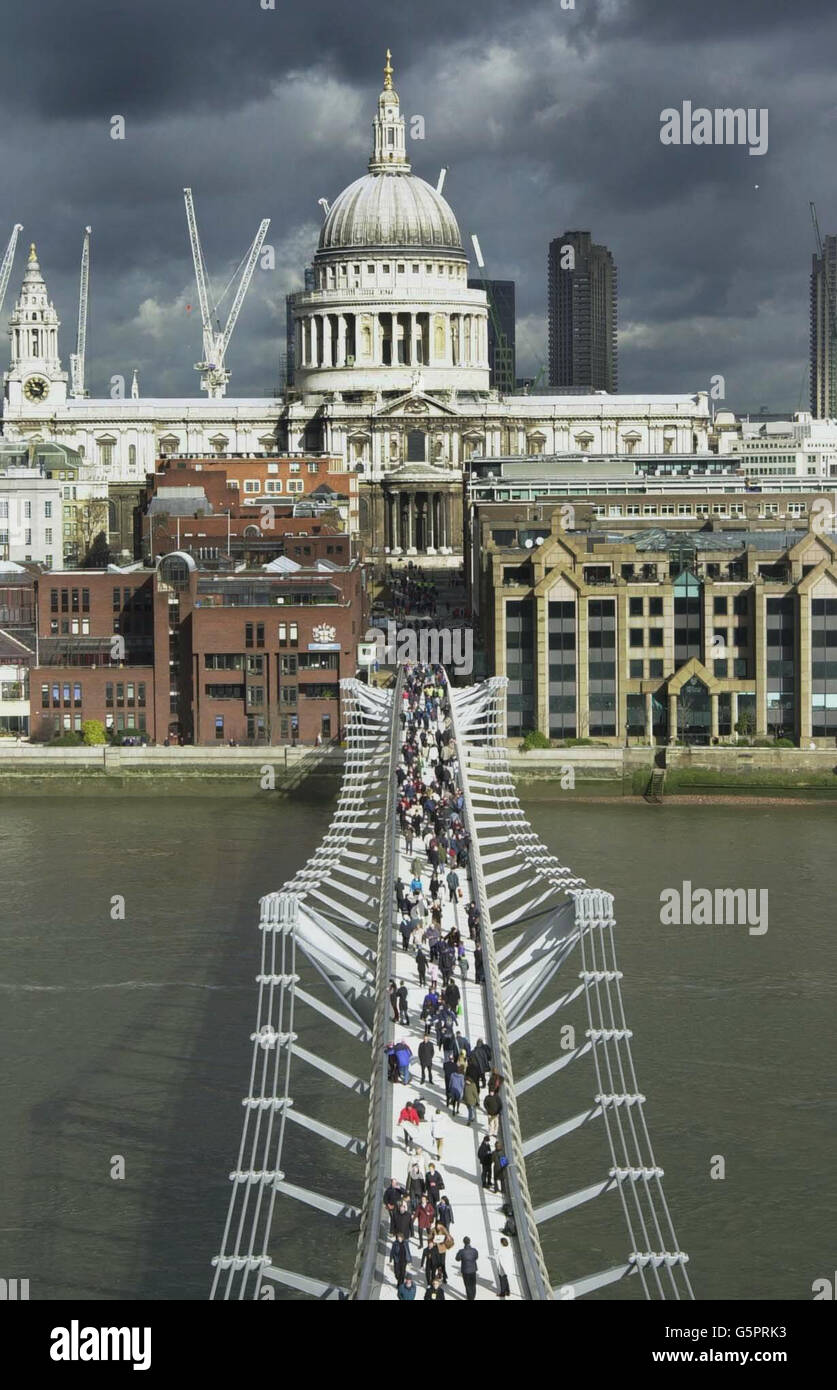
[350,667,405,1299]
[448,675,553,1300]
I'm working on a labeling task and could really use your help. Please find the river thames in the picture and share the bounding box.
[0,791,832,1300]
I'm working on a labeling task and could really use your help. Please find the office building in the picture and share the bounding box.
[548,231,617,392]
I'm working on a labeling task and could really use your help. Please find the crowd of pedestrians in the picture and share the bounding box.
[381,660,513,1301]
[383,564,470,623]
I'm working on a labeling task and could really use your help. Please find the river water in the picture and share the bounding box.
[0,790,832,1301]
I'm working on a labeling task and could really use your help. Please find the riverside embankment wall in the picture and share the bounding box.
[1,742,837,798]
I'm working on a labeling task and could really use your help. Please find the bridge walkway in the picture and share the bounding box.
[376,812,523,1300]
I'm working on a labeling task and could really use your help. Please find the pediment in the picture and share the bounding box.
[373,391,460,420]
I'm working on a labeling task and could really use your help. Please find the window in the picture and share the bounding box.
[278,623,287,646]
[41,683,49,708]
[256,623,264,649]
[44,500,52,518]
[648,597,663,616]
[73,683,82,707]
[648,659,664,678]
[24,500,31,519]
[629,659,644,678]
[648,628,664,648]
[289,462,301,473]
[629,629,644,648]
[246,655,263,674]
[45,527,52,543]
[629,597,644,616]
[714,596,728,615]
[244,480,260,493]
[50,589,58,613]
[106,683,114,708]
[280,654,297,675]
[215,717,225,741]
[289,622,298,646]
[116,683,124,707]
[245,623,254,649]
[82,618,89,635]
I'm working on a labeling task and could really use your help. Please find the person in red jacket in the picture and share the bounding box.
[415,1194,435,1247]
[398,1101,421,1154]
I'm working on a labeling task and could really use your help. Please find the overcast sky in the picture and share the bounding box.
[2,0,836,412]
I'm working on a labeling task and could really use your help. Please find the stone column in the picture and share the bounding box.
[645,690,654,745]
[336,314,346,367]
[409,313,416,367]
[710,692,719,741]
[406,494,414,551]
[427,492,435,550]
[393,493,400,550]
[730,690,739,736]
[321,315,332,368]
[668,691,678,744]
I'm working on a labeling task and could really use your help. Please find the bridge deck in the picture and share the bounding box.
[375,755,524,1300]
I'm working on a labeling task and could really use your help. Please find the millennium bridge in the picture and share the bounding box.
[209,669,692,1301]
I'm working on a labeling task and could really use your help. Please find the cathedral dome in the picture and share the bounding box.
[319,172,463,255]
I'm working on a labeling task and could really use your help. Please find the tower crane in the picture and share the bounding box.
[0,223,24,322]
[69,226,92,398]
[183,188,270,397]
[470,233,514,394]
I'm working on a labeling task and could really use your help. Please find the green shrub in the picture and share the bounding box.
[774,738,795,748]
[50,732,83,747]
[82,719,107,746]
[519,729,551,752]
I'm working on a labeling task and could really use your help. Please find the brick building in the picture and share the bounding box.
[159,552,367,745]
[25,552,368,745]
[29,569,170,741]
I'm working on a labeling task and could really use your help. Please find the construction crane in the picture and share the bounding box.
[470,233,514,394]
[69,226,92,398]
[0,223,23,323]
[810,201,837,415]
[183,188,270,397]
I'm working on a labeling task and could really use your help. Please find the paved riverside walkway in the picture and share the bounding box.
[375,692,523,1301]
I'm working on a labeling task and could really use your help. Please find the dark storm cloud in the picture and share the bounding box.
[1,0,836,410]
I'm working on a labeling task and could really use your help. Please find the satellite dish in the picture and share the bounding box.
[524,538,534,549]
[535,536,545,546]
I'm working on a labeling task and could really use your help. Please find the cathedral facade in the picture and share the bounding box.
[2,56,711,559]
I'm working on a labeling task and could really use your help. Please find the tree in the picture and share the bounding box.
[68,499,110,567]
[82,719,107,746]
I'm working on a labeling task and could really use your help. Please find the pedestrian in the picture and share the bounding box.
[415,1194,435,1247]
[446,867,460,903]
[448,1067,464,1116]
[478,1134,493,1188]
[415,946,427,988]
[496,1237,511,1299]
[406,1161,425,1209]
[424,1161,445,1207]
[397,1101,421,1154]
[484,1088,502,1137]
[492,1140,506,1195]
[398,1274,417,1301]
[390,1232,410,1284]
[424,1272,446,1301]
[436,1194,453,1232]
[420,1240,446,1287]
[397,980,410,1025]
[455,1236,479,1301]
[418,1033,434,1085]
[430,1109,444,1160]
[463,1074,479,1124]
[388,978,399,1022]
[384,1177,406,1232]
[393,1040,412,1084]
[392,1198,413,1240]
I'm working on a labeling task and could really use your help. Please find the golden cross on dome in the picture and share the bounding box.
[384,48,393,89]
[28,242,37,263]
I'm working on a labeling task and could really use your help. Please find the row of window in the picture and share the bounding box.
[0,500,52,518]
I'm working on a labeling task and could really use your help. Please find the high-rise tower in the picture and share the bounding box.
[810,233,837,418]
[548,231,617,393]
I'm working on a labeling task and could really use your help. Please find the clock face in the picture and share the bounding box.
[23,375,49,403]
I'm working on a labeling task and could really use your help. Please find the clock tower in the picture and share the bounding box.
[4,242,67,410]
